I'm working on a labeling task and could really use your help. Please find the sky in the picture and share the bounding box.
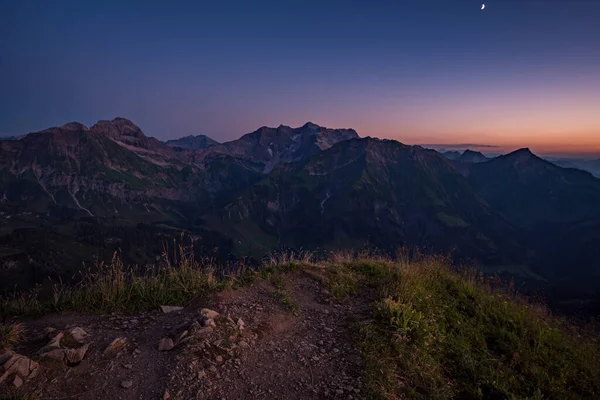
[1,0,600,157]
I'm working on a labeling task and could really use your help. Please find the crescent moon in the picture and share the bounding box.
[481,4,485,10]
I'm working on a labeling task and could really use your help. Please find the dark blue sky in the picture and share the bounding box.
[1,0,599,154]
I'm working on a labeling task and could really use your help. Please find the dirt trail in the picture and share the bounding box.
[1,269,371,399]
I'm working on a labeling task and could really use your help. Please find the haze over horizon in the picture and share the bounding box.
[2,0,599,157]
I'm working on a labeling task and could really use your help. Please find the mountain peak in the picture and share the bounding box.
[59,122,89,132]
[301,122,320,130]
[91,118,146,139]
[513,148,532,155]
[457,149,489,163]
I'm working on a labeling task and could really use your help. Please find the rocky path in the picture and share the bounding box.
[1,269,371,399]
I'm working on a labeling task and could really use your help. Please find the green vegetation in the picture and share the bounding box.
[324,255,600,400]
[0,322,24,351]
[1,250,598,399]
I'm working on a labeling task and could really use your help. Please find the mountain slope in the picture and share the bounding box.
[206,138,523,264]
[165,134,219,149]
[467,148,600,227]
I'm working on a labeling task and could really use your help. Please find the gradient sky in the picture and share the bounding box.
[1,0,600,156]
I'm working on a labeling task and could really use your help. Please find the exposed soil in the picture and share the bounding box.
[0,269,372,399]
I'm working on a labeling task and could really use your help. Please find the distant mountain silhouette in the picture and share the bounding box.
[457,149,489,163]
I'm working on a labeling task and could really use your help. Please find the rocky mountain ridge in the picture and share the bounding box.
[1,118,600,311]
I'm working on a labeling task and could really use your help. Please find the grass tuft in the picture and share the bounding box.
[0,322,24,351]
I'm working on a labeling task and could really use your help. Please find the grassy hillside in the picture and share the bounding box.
[1,251,598,399]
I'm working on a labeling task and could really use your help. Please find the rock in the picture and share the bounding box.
[123,363,133,369]
[13,374,23,388]
[202,318,217,328]
[198,370,206,379]
[158,338,174,352]
[163,390,171,399]
[160,305,183,313]
[104,337,127,357]
[0,354,39,383]
[216,355,223,363]
[121,380,133,389]
[45,349,66,361]
[68,327,88,344]
[209,366,218,373]
[236,318,245,331]
[200,308,220,320]
[133,348,142,355]
[65,344,89,365]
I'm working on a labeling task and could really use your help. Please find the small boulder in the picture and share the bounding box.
[0,354,39,384]
[45,349,66,362]
[200,308,220,320]
[236,318,245,331]
[160,305,183,314]
[163,389,171,399]
[13,374,23,388]
[158,338,174,352]
[104,337,127,357]
[201,318,217,328]
[65,344,89,365]
[121,380,133,389]
[67,327,88,344]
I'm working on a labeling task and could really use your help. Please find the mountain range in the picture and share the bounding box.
[1,118,600,313]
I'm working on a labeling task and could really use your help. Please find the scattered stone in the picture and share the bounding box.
[216,355,223,363]
[104,337,127,357]
[123,363,133,369]
[209,366,218,373]
[202,318,217,328]
[200,308,220,320]
[198,370,206,379]
[133,348,142,355]
[236,318,245,331]
[161,305,184,314]
[65,344,89,365]
[68,327,88,344]
[121,380,133,389]
[45,349,66,362]
[158,338,174,352]
[13,374,23,388]
[0,354,39,384]
[163,389,171,399]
